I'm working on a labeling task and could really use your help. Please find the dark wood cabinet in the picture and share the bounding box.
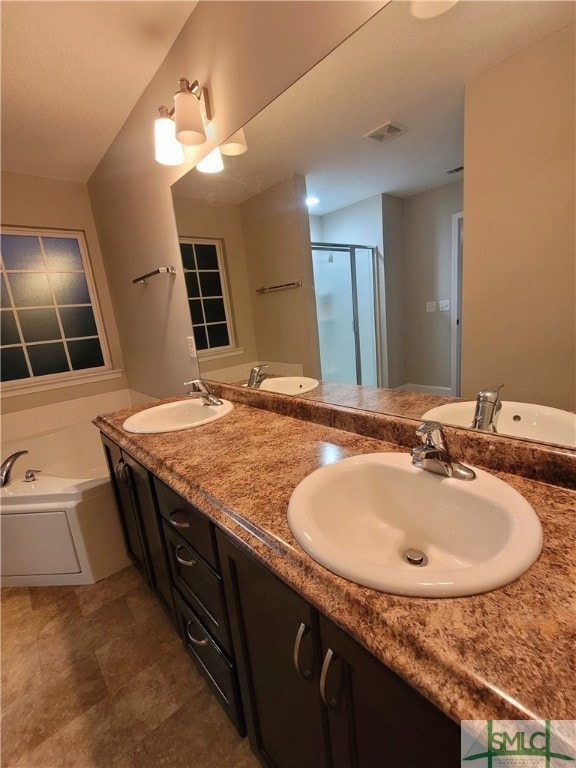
[217,530,460,768]
[100,435,174,619]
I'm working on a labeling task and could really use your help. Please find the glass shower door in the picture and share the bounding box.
[311,244,378,386]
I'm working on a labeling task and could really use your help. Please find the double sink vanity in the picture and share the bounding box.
[95,380,575,767]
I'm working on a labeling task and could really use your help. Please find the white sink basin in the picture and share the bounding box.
[422,401,575,446]
[288,452,542,598]
[123,398,233,433]
[259,376,319,395]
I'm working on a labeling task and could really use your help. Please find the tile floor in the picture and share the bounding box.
[1,566,259,768]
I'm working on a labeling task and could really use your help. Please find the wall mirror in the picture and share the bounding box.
[171,0,575,449]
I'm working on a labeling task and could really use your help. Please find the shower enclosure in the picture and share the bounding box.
[311,242,382,386]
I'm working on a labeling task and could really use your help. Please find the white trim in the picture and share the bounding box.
[450,212,463,397]
[197,346,246,362]
[1,368,123,398]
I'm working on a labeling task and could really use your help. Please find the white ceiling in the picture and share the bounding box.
[173,1,575,215]
[1,0,196,182]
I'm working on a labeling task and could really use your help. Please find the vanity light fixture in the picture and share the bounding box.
[153,78,248,170]
[154,77,212,166]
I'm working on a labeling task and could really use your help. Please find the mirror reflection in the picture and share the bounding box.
[171,1,575,447]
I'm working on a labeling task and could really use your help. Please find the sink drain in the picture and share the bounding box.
[402,548,428,567]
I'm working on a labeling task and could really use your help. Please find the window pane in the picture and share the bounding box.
[68,338,104,370]
[204,298,226,324]
[1,235,43,270]
[192,325,208,351]
[50,273,90,305]
[199,271,223,297]
[0,347,29,380]
[207,323,229,348]
[189,299,204,325]
[1,274,9,306]
[184,271,200,298]
[42,237,83,271]
[8,273,52,307]
[18,308,61,342]
[27,343,69,376]
[194,244,219,270]
[59,306,97,338]
[0,311,20,346]
[179,243,195,270]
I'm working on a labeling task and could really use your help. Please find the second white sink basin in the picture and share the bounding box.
[259,376,319,395]
[288,452,542,598]
[422,401,575,446]
[123,398,233,433]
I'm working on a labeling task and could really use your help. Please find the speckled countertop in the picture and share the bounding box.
[94,392,576,724]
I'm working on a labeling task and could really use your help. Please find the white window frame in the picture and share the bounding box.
[1,226,117,396]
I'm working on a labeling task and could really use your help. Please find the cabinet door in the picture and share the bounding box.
[318,614,460,768]
[101,435,149,581]
[123,453,174,617]
[217,531,330,768]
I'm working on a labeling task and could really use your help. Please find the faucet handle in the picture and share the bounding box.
[477,384,504,402]
[184,378,212,392]
[415,421,447,449]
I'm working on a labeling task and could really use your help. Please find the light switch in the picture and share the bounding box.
[426,302,437,313]
[187,335,197,358]
[439,300,450,311]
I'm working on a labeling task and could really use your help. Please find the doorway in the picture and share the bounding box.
[311,242,381,386]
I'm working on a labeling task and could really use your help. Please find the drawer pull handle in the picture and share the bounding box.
[169,509,190,529]
[175,546,197,567]
[186,621,208,647]
[320,648,342,708]
[293,622,313,679]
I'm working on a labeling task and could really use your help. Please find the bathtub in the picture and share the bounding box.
[1,422,130,587]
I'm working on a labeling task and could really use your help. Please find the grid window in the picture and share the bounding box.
[1,228,110,386]
[179,238,234,353]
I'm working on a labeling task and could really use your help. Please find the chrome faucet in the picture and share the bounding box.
[411,422,475,480]
[246,364,269,388]
[1,450,29,488]
[470,384,504,432]
[184,379,223,406]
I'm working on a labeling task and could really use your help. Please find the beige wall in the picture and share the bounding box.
[402,180,463,389]
[462,23,575,410]
[171,195,258,373]
[88,1,385,398]
[240,175,321,377]
[1,171,127,414]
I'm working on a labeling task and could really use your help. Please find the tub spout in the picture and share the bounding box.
[1,450,29,488]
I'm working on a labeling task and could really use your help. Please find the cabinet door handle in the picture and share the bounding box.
[293,622,314,679]
[186,621,208,647]
[320,648,342,708]
[175,546,197,567]
[115,459,126,484]
[169,509,190,529]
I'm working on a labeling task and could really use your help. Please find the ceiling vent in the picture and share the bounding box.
[364,121,406,145]
[447,165,464,175]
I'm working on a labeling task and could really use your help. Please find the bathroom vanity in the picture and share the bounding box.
[96,385,576,767]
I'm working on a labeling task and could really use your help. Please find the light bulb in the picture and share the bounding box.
[197,147,224,173]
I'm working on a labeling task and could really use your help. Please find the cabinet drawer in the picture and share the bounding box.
[154,478,218,570]
[163,521,230,651]
[174,591,244,733]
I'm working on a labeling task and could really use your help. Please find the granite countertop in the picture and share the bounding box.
[94,396,576,724]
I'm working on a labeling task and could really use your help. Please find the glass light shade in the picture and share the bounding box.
[154,116,185,166]
[220,128,248,156]
[196,147,224,174]
[174,90,206,145]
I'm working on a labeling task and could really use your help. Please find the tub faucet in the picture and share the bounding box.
[411,422,475,481]
[246,364,269,388]
[184,379,223,406]
[470,384,504,432]
[1,450,29,488]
